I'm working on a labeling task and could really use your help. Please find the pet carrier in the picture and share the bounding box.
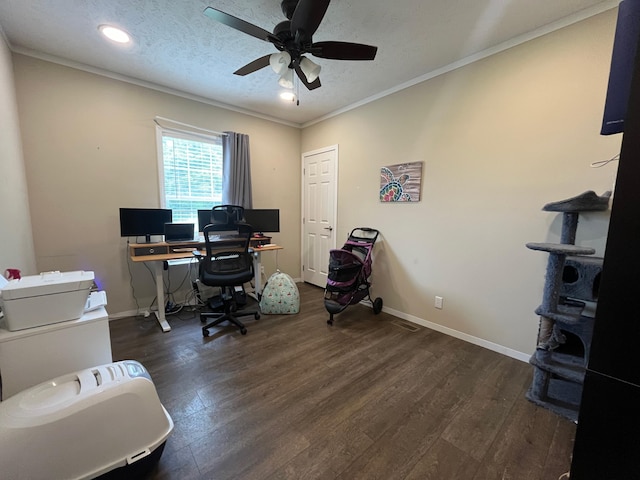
[0,360,173,480]
[324,227,382,325]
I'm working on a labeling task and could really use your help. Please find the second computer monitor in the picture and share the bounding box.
[243,209,280,234]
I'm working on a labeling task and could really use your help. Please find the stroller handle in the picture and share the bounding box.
[349,227,380,244]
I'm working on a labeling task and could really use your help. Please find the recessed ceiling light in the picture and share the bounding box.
[279,91,296,102]
[99,25,131,44]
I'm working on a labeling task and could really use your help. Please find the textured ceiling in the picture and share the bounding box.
[0,0,618,126]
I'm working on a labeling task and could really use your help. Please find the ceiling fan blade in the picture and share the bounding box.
[234,55,272,76]
[310,41,378,60]
[203,7,276,43]
[290,0,331,43]
[295,65,321,90]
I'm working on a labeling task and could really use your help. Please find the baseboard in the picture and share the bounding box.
[108,309,140,320]
[108,306,159,321]
[370,302,531,363]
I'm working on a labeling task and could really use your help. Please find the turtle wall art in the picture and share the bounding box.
[379,162,423,202]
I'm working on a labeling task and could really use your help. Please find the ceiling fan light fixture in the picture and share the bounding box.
[280,91,296,102]
[98,25,131,44]
[299,56,321,83]
[269,51,291,76]
[278,68,294,89]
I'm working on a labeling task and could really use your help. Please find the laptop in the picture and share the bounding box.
[164,223,195,243]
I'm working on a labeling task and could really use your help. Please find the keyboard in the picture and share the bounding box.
[165,238,198,243]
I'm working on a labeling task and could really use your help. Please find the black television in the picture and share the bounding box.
[242,209,280,235]
[601,0,640,135]
[119,208,172,243]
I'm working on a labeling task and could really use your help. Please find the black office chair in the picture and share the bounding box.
[197,221,260,336]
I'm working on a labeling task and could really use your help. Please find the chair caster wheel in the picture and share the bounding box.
[327,319,333,326]
[202,328,210,337]
[240,328,247,335]
[255,312,260,320]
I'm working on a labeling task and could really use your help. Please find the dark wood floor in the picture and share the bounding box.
[109,282,575,480]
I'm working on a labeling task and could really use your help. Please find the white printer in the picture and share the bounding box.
[0,270,94,331]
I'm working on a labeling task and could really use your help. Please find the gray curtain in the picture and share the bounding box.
[222,131,253,208]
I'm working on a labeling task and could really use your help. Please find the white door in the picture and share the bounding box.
[302,145,338,287]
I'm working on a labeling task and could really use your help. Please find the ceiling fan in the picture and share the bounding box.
[203,0,378,91]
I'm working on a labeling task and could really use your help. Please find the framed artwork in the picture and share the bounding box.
[380,161,423,202]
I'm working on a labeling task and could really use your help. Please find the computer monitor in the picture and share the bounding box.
[119,208,172,243]
[197,209,213,233]
[242,209,280,235]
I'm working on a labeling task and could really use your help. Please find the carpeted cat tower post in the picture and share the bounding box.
[525,190,610,421]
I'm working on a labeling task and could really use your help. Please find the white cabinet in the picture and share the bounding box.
[0,307,112,400]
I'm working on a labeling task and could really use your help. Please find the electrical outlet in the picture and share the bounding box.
[435,296,444,309]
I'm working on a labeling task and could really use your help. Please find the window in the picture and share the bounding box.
[157,128,223,225]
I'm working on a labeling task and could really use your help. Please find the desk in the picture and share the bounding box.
[129,240,282,332]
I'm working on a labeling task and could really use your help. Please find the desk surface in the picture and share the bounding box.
[130,244,282,263]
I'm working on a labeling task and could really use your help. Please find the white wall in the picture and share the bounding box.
[0,31,35,277]
[301,10,621,359]
[12,56,301,316]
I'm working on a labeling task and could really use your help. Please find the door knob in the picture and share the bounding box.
[324,226,333,231]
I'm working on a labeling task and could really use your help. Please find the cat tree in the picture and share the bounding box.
[525,190,610,421]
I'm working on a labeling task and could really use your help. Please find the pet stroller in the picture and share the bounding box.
[324,227,383,325]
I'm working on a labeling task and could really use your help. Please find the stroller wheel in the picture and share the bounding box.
[373,297,383,314]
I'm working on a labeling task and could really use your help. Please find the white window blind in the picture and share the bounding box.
[157,127,223,225]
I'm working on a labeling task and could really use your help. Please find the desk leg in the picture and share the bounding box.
[152,261,171,332]
[252,251,263,300]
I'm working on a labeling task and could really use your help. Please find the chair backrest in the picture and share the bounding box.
[210,205,245,228]
[200,222,254,286]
